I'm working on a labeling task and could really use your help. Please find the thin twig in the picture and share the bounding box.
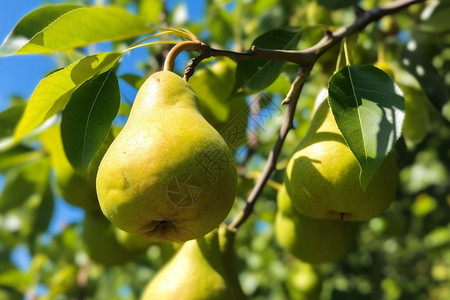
[77,260,89,300]
[229,66,310,230]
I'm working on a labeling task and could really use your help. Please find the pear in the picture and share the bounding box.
[82,211,145,266]
[96,71,237,242]
[401,84,430,147]
[41,125,100,211]
[189,59,248,151]
[114,227,153,251]
[140,228,246,300]
[284,100,398,221]
[286,261,321,300]
[275,186,360,264]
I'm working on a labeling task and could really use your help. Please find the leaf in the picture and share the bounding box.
[328,65,405,189]
[205,3,234,46]
[0,4,80,55]
[0,103,25,139]
[0,146,44,172]
[0,286,23,300]
[46,265,78,298]
[0,158,50,213]
[26,184,54,253]
[61,69,120,170]
[139,0,164,24]
[0,268,30,292]
[13,52,122,142]
[401,40,449,121]
[8,7,151,55]
[419,1,450,33]
[233,29,302,94]
[120,73,146,89]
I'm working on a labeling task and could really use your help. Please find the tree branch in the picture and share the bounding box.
[228,66,310,230]
[226,0,424,230]
[184,0,424,75]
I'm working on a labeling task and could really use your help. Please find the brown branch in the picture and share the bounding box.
[226,0,424,230]
[77,260,89,300]
[185,0,424,72]
[228,66,310,230]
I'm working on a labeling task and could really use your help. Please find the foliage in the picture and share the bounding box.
[0,0,449,299]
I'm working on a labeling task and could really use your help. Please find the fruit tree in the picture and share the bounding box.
[0,0,449,299]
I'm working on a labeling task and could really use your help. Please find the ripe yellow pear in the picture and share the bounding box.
[275,186,360,264]
[41,125,100,211]
[140,228,246,300]
[284,100,398,221]
[96,71,237,242]
[82,212,145,266]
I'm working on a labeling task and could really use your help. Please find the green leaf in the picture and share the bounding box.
[13,52,122,142]
[401,40,449,121]
[419,1,450,33]
[234,29,302,94]
[328,65,405,189]
[120,73,146,90]
[0,286,24,300]
[0,268,30,293]
[0,146,44,172]
[0,4,80,55]
[138,0,164,24]
[61,69,120,170]
[0,103,25,139]
[26,184,54,253]
[205,3,234,47]
[0,158,50,213]
[13,6,151,55]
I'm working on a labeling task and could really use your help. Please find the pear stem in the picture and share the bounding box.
[163,40,204,73]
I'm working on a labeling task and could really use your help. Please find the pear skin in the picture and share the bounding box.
[275,186,360,264]
[189,59,248,151]
[284,100,398,221]
[96,71,237,242]
[140,229,246,300]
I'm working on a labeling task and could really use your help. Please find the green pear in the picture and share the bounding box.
[82,211,145,266]
[41,125,100,211]
[96,71,237,242]
[140,228,246,300]
[275,186,360,264]
[374,62,430,147]
[189,59,248,151]
[401,84,430,147]
[286,261,321,300]
[114,227,153,251]
[284,100,398,221]
[189,60,235,125]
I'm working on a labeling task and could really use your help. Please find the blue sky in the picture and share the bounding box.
[0,0,205,275]
[0,0,205,110]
